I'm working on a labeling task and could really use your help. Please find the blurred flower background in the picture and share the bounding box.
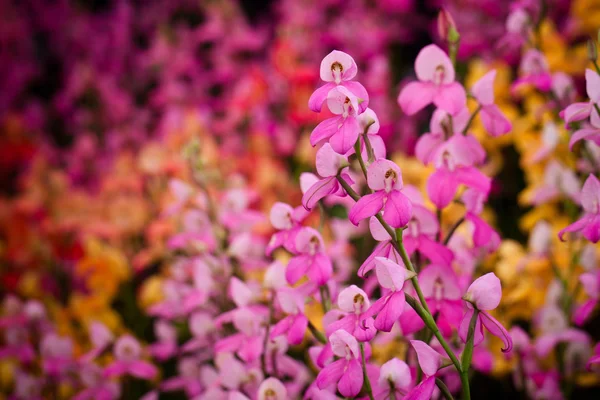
[1,0,600,399]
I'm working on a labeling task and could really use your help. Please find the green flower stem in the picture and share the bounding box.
[462,105,481,135]
[436,378,455,400]
[460,309,480,400]
[360,342,375,400]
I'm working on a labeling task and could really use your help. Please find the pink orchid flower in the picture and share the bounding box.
[285,227,333,285]
[310,85,361,154]
[402,202,455,265]
[530,161,581,206]
[41,333,74,377]
[573,270,600,325]
[527,121,560,163]
[426,135,491,209]
[512,49,552,92]
[569,105,600,150]
[104,335,158,380]
[415,107,470,164]
[316,329,364,398]
[363,257,415,332]
[418,264,463,337]
[459,273,513,353]
[552,72,576,108]
[325,285,377,342]
[270,288,309,345]
[348,159,413,228]
[471,69,512,136]
[215,281,267,363]
[561,69,600,124]
[587,343,600,371]
[404,340,443,400]
[148,320,178,361]
[161,358,202,397]
[398,44,467,115]
[257,377,287,400]
[73,364,121,400]
[301,143,354,211]
[374,358,413,399]
[181,312,213,353]
[214,308,265,363]
[559,174,600,243]
[496,9,530,58]
[462,189,501,254]
[0,327,35,364]
[534,304,590,359]
[266,202,309,255]
[308,50,369,114]
[358,216,403,277]
[80,321,114,363]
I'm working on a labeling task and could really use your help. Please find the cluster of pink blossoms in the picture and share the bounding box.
[261,47,515,399]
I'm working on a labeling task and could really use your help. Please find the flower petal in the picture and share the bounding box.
[398,81,436,115]
[383,190,413,228]
[349,191,386,225]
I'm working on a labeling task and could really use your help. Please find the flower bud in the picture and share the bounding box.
[588,37,598,62]
[437,8,457,42]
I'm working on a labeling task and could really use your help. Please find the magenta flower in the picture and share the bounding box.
[573,270,599,325]
[257,377,287,400]
[426,135,491,209]
[349,159,413,228]
[148,320,178,361]
[496,9,530,57]
[181,312,213,353]
[471,69,512,136]
[104,335,158,380]
[562,69,600,124]
[402,202,454,266]
[80,321,114,363]
[266,202,309,255]
[534,304,590,359]
[316,329,364,398]
[559,174,600,243]
[374,358,413,399]
[285,227,332,285]
[358,216,403,277]
[398,44,466,115]
[308,50,369,113]
[459,273,513,353]
[418,264,463,337]
[270,288,309,345]
[512,49,552,92]
[364,257,415,332]
[310,85,363,154]
[40,333,74,377]
[462,189,501,254]
[73,364,120,400]
[326,285,377,342]
[161,358,203,398]
[587,343,600,370]
[301,143,354,211]
[569,106,600,150]
[531,161,581,205]
[415,107,470,164]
